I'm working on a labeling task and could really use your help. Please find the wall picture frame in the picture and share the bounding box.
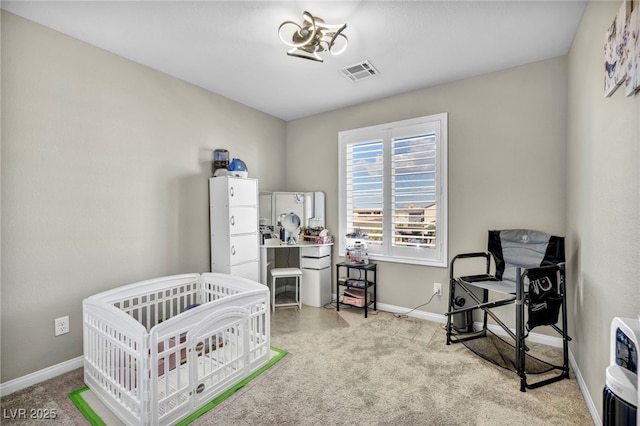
[604,0,633,97]
[624,6,640,96]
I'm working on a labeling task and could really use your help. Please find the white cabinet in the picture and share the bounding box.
[300,244,332,307]
[210,177,259,282]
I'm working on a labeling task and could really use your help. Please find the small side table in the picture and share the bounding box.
[336,262,377,318]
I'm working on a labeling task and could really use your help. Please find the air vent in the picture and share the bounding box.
[340,60,379,82]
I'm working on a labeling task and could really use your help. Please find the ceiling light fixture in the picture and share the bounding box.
[278,11,348,63]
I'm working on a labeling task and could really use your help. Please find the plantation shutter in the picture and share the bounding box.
[391,132,437,248]
[346,140,384,248]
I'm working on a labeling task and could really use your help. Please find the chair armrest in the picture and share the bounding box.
[451,252,490,261]
[450,252,491,280]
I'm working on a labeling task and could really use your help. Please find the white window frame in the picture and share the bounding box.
[338,113,448,267]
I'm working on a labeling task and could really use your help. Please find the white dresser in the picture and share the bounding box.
[300,244,332,307]
[210,176,260,282]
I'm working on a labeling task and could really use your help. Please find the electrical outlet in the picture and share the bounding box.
[434,282,442,296]
[54,316,69,336]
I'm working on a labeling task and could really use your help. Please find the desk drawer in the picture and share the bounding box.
[300,245,332,258]
[301,255,331,270]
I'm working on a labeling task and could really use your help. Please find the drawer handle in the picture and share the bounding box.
[231,246,236,256]
[196,383,205,394]
[230,216,235,226]
[195,341,204,353]
[229,186,235,197]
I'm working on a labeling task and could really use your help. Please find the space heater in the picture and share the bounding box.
[603,317,640,425]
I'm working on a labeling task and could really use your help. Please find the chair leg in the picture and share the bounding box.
[515,268,528,391]
[271,276,276,312]
[560,265,570,378]
[446,278,454,345]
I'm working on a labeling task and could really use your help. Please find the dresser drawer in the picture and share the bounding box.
[228,207,257,235]
[229,261,259,282]
[300,245,332,258]
[226,178,257,206]
[301,255,331,270]
[229,234,259,265]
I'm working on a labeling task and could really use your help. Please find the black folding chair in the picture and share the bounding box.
[445,229,571,391]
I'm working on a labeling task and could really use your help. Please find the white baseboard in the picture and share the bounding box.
[568,350,601,425]
[0,356,83,397]
[376,302,449,325]
[377,301,565,347]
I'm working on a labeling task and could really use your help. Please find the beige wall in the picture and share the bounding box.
[567,1,640,419]
[0,11,286,382]
[286,56,568,321]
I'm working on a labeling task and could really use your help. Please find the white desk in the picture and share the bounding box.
[260,242,333,307]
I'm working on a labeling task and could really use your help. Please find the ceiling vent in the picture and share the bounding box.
[340,60,379,82]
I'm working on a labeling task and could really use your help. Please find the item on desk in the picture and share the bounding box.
[262,227,281,245]
[302,227,333,244]
[304,235,333,244]
[261,227,274,244]
[304,226,324,237]
[346,240,369,264]
[265,237,281,246]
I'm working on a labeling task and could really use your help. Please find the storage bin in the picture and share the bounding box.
[342,288,371,307]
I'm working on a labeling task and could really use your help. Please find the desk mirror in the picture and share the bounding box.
[259,191,325,230]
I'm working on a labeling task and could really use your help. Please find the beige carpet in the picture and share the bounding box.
[1,307,593,425]
[196,308,592,425]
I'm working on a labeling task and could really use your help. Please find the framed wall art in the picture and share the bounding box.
[624,5,640,96]
[604,0,633,97]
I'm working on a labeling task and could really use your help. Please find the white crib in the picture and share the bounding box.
[83,273,270,425]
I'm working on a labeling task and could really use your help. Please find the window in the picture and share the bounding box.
[338,113,448,267]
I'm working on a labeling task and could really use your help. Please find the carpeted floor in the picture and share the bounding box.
[1,306,593,425]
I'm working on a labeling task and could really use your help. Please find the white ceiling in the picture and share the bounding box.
[2,1,587,121]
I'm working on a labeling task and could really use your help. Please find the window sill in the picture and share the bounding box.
[341,253,447,268]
